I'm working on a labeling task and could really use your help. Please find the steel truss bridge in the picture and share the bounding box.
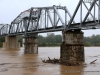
[0,0,100,36]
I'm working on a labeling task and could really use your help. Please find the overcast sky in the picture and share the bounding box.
[0,0,100,37]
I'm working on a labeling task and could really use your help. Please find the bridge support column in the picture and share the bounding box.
[3,36,20,50]
[24,36,38,54]
[60,30,84,65]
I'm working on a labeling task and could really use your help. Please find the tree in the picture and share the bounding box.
[38,33,62,46]
[54,35,62,43]
[84,42,91,46]
[46,33,55,43]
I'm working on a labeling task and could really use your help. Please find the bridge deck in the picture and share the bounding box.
[1,20,99,36]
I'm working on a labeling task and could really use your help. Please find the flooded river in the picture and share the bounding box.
[0,47,100,75]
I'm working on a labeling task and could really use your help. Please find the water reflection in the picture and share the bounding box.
[22,54,38,75]
[60,65,84,75]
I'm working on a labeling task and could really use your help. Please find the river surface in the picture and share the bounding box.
[0,47,100,75]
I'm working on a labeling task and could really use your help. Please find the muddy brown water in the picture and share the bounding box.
[0,47,100,75]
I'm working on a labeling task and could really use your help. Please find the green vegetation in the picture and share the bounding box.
[0,34,100,47]
[38,33,62,46]
[39,34,100,46]
[84,34,100,46]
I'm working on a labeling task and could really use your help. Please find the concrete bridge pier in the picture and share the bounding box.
[60,30,84,65]
[23,36,38,54]
[3,36,20,50]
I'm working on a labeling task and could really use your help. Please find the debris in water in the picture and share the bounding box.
[40,58,46,63]
[41,57,60,64]
[90,59,97,64]
[41,57,88,66]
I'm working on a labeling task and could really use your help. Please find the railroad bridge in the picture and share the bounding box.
[0,0,100,64]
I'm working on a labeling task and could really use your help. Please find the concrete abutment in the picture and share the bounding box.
[60,30,84,65]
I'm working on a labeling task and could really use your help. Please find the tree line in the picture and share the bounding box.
[0,33,100,47]
[84,34,100,46]
[38,33,62,46]
[38,33,100,47]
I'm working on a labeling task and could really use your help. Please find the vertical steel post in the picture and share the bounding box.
[16,23,19,33]
[36,9,40,30]
[98,0,100,23]
[23,18,28,36]
[65,10,67,25]
[94,3,95,21]
[65,7,67,30]
[80,1,83,27]
[45,9,47,28]
[47,10,49,28]
[54,8,57,28]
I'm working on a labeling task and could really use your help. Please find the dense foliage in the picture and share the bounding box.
[39,33,100,47]
[84,34,100,46]
[0,34,100,47]
[38,33,62,46]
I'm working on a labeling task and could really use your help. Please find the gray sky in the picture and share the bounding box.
[0,0,100,37]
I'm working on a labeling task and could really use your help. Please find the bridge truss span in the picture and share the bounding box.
[0,0,100,36]
[0,5,73,36]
